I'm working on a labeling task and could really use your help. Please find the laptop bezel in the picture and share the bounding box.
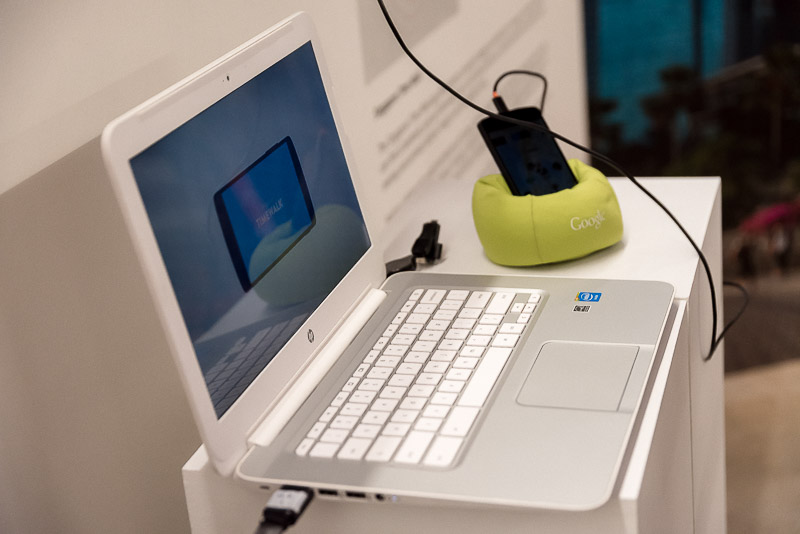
[101,12,385,475]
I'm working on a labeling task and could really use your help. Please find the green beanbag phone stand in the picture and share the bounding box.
[472,159,623,266]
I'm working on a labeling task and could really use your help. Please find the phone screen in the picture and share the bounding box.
[478,107,577,196]
[214,136,315,291]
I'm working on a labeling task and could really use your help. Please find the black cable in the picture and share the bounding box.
[376,0,746,361]
[492,70,548,112]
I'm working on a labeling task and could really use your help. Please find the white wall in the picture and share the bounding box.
[0,1,587,532]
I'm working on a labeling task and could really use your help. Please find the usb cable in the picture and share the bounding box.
[254,486,314,534]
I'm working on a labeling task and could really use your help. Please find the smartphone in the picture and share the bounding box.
[478,107,577,196]
[214,136,315,292]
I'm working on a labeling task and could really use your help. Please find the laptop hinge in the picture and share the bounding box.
[247,287,387,448]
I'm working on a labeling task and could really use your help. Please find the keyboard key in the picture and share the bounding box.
[423,436,463,467]
[414,303,437,314]
[458,308,482,319]
[404,351,429,364]
[383,345,409,357]
[353,363,370,378]
[388,374,414,387]
[400,300,415,312]
[296,437,315,457]
[329,415,359,430]
[391,334,416,345]
[431,349,457,362]
[423,404,450,418]
[517,313,531,323]
[416,372,442,386]
[452,318,476,329]
[434,309,457,320]
[446,368,471,381]
[307,421,326,439]
[391,313,407,325]
[511,302,525,313]
[366,436,401,462]
[400,397,427,410]
[309,441,340,458]
[380,386,407,399]
[383,422,411,437]
[411,340,436,353]
[499,323,525,334]
[320,428,349,444]
[358,379,385,391]
[424,361,449,373]
[337,437,371,460]
[391,409,420,424]
[460,346,484,357]
[415,417,443,432]
[397,362,422,375]
[406,313,430,324]
[486,292,514,315]
[474,324,497,336]
[383,324,398,337]
[453,357,479,369]
[466,335,491,347]
[375,356,401,368]
[427,319,450,330]
[492,334,519,348]
[362,411,390,425]
[441,406,479,437]
[438,380,464,394]
[445,329,470,340]
[364,349,380,364]
[409,288,424,301]
[342,377,360,392]
[447,290,469,300]
[394,431,434,464]
[399,323,423,335]
[421,289,446,304]
[458,347,512,407]
[330,391,350,407]
[374,336,390,349]
[408,384,435,397]
[349,390,376,404]
[419,330,444,342]
[439,300,463,310]
[319,406,338,422]
[372,398,399,411]
[352,424,381,439]
[523,303,537,313]
[430,392,457,405]
[479,314,503,325]
[465,291,491,309]
[340,402,368,417]
[367,367,392,380]
[438,339,463,351]
[528,293,541,303]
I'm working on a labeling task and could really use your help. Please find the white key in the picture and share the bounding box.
[415,417,443,432]
[400,300,415,312]
[432,349,457,362]
[309,441,340,458]
[523,303,537,313]
[423,404,450,418]
[337,437,371,460]
[331,391,349,407]
[388,374,414,387]
[367,367,392,380]
[394,431,435,464]
[329,415,359,430]
[458,308,482,319]
[391,409,419,424]
[430,391,457,405]
[473,324,497,336]
[340,402,368,417]
[441,406,480,437]
[374,336,390,349]
[439,300,462,311]
[486,292,514,315]
[342,377,360,392]
[320,428,349,444]
[445,329,470,340]
[458,347,512,407]
[499,323,525,334]
[375,355,401,368]
[383,324,398,337]
[296,437,315,457]
[365,436,401,462]
[466,335,491,347]
[511,302,525,313]
[404,351,429,364]
[438,380,464,394]
[307,421,326,439]
[465,291,491,309]
[409,288,424,301]
[358,379,385,391]
[362,411,390,425]
[352,423,381,439]
[380,386,406,399]
[419,330,444,342]
[319,406,338,422]
[391,334,416,345]
[421,289,447,304]
[492,334,519,348]
[453,357,479,369]
[391,312,407,325]
[479,314,503,325]
[414,303,437,315]
[382,422,411,437]
[397,362,422,375]
[447,290,469,300]
[400,397,427,410]
[438,339,463,351]
[452,318,476,329]
[423,436,463,467]
[349,390,376,404]
[399,323,423,335]
[446,368,471,381]
[528,293,541,303]
[416,372,442,386]
[408,384,435,397]
[460,346,484,357]
[406,313,430,324]
[426,319,450,331]
[411,340,436,353]
[517,313,531,324]
[372,398,398,411]
[364,350,380,364]
[353,363,370,378]
[383,345,409,357]
[434,309,457,320]
[424,361,449,373]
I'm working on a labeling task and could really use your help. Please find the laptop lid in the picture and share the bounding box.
[101,12,385,475]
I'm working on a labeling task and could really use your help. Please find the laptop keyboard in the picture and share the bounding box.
[295,287,542,468]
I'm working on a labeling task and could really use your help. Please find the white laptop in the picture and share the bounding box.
[102,12,674,511]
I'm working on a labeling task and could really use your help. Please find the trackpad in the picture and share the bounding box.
[517,342,639,411]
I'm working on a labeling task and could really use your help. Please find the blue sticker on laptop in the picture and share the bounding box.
[575,292,602,302]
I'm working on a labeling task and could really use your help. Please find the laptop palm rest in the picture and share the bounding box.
[517,342,639,412]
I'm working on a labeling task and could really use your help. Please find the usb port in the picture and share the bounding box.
[317,489,338,497]
[345,491,366,499]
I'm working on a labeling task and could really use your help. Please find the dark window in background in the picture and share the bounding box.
[584,0,800,231]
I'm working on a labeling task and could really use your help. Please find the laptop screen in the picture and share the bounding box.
[129,42,371,418]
